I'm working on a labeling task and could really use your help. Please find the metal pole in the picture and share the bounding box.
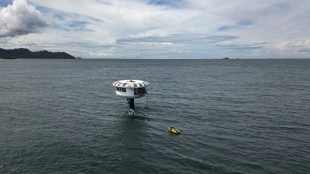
[146,93,148,108]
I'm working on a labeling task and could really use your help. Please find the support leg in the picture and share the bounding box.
[128,99,134,109]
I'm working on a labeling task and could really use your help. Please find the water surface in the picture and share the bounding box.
[1,59,310,174]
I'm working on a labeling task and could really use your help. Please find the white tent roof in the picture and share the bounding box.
[113,80,149,88]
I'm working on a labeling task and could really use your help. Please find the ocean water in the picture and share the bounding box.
[1,59,310,174]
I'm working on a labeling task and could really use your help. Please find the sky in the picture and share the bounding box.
[0,0,310,59]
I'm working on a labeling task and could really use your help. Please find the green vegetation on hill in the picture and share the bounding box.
[0,48,75,59]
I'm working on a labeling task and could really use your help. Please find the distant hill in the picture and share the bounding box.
[0,48,75,59]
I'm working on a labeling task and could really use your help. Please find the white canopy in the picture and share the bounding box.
[113,80,149,88]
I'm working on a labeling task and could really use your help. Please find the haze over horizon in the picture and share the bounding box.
[1,0,310,59]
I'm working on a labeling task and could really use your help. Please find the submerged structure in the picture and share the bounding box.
[113,80,149,109]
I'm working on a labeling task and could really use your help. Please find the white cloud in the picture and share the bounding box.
[2,0,310,58]
[0,0,47,37]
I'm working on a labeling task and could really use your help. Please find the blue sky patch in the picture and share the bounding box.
[69,21,88,28]
[218,26,230,31]
[0,0,12,7]
[147,0,184,7]
[238,20,253,26]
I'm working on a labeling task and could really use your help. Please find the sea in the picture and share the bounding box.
[1,59,310,174]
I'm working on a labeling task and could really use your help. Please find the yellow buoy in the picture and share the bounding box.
[168,127,180,134]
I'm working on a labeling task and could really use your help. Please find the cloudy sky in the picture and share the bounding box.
[0,0,310,59]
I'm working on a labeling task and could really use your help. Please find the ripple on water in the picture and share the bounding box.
[1,59,310,174]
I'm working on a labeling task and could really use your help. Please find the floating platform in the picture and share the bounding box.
[113,80,149,108]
